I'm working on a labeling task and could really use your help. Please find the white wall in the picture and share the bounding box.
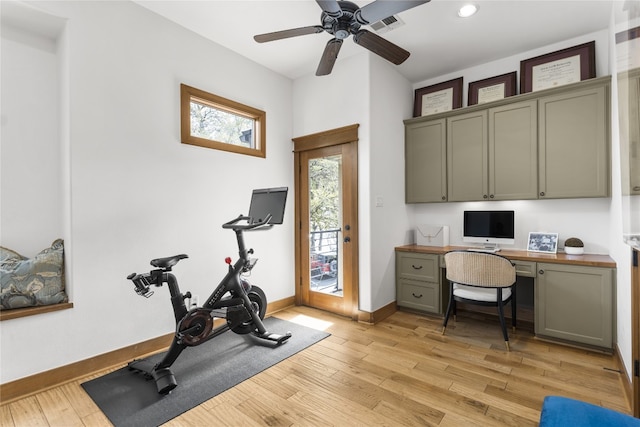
[1,1,294,383]
[367,55,414,311]
[1,22,62,255]
[413,30,611,111]
[292,53,373,310]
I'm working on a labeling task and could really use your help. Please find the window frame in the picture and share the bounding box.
[180,84,266,158]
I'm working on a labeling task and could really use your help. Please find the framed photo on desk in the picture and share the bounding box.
[527,232,559,253]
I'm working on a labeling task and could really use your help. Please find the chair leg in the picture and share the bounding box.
[497,289,510,351]
[442,285,455,335]
[511,284,517,332]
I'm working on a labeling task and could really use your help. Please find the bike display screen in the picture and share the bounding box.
[248,187,288,225]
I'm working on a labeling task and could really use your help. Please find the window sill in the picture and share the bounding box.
[0,302,74,321]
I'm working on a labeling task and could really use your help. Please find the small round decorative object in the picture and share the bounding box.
[564,246,584,255]
[564,237,584,255]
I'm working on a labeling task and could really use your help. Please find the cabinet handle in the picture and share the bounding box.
[412,293,423,298]
[412,265,423,270]
[490,194,495,199]
[634,186,640,191]
[539,269,545,275]
[483,195,488,199]
[442,196,446,200]
[540,191,545,197]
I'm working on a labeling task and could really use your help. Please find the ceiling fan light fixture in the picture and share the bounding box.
[458,4,478,18]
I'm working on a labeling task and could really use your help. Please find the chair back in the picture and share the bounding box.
[444,251,516,288]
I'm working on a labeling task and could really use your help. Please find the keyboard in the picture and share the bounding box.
[467,248,501,253]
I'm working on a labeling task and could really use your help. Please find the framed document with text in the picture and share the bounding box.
[468,72,517,106]
[520,41,595,93]
[413,77,463,117]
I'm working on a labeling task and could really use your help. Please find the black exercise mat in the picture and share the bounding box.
[81,317,329,427]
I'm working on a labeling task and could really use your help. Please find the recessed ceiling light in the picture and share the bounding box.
[458,4,478,18]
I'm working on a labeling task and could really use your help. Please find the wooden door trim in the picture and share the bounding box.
[293,124,359,152]
[633,248,639,416]
[293,124,359,319]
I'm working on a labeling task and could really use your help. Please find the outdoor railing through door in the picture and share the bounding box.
[309,229,341,294]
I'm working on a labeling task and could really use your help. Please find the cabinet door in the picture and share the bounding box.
[405,119,447,203]
[447,110,488,201]
[538,84,610,198]
[535,263,613,349]
[631,72,640,195]
[489,100,538,200]
[619,69,640,195]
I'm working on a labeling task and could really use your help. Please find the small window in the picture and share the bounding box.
[180,84,266,158]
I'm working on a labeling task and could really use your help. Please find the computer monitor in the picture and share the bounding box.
[248,187,288,225]
[463,210,515,249]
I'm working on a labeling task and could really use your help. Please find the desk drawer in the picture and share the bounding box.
[397,253,440,281]
[397,279,440,314]
[513,260,537,277]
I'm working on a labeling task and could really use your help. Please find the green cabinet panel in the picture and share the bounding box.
[405,119,447,203]
[447,110,488,201]
[618,68,640,196]
[397,279,440,313]
[538,84,610,198]
[489,100,538,200]
[535,263,614,349]
[446,101,537,202]
[404,76,611,203]
[396,252,441,314]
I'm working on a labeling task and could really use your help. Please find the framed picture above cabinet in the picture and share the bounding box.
[468,72,517,106]
[413,77,463,117]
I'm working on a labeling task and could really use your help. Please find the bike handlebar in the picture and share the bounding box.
[127,272,154,298]
[222,214,274,231]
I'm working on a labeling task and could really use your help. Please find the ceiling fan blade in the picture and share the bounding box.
[316,38,343,76]
[254,26,324,43]
[316,0,343,18]
[356,0,430,25]
[353,30,410,65]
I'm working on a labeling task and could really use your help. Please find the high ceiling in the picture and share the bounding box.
[134,0,615,83]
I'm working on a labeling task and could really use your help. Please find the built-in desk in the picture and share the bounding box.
[395,245,616,351]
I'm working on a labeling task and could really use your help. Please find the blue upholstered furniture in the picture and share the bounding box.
[540,396,640,426]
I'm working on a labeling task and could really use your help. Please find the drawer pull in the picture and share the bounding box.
[411,265,423,270]
[412,293,423,298]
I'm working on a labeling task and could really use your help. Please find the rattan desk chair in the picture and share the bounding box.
[442,250,517,350]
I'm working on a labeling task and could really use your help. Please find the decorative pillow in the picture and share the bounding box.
[0,239,68,310]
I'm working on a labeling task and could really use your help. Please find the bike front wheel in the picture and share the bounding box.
[230,285,267,334]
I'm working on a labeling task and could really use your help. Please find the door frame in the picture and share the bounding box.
[292,124,359,320]
[632,248,639,416]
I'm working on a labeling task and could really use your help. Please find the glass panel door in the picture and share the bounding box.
[308,154,343,297]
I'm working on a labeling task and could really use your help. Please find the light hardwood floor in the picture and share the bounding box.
[1,305,631,426]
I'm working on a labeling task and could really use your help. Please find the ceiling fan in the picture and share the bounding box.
[254,0,430,76]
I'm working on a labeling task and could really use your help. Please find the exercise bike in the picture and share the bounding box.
[126,187,292,394]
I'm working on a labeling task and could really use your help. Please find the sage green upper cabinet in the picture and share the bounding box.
[405,119,447,203]
[618,68,640,196]
[630,70,640,195]
[489,100,538,200]
[538,82,610,199]
[447,100,538,202]
[403,76,611,203]
[447,110,488,201]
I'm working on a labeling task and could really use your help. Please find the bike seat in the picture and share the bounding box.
[150,254,188,270]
